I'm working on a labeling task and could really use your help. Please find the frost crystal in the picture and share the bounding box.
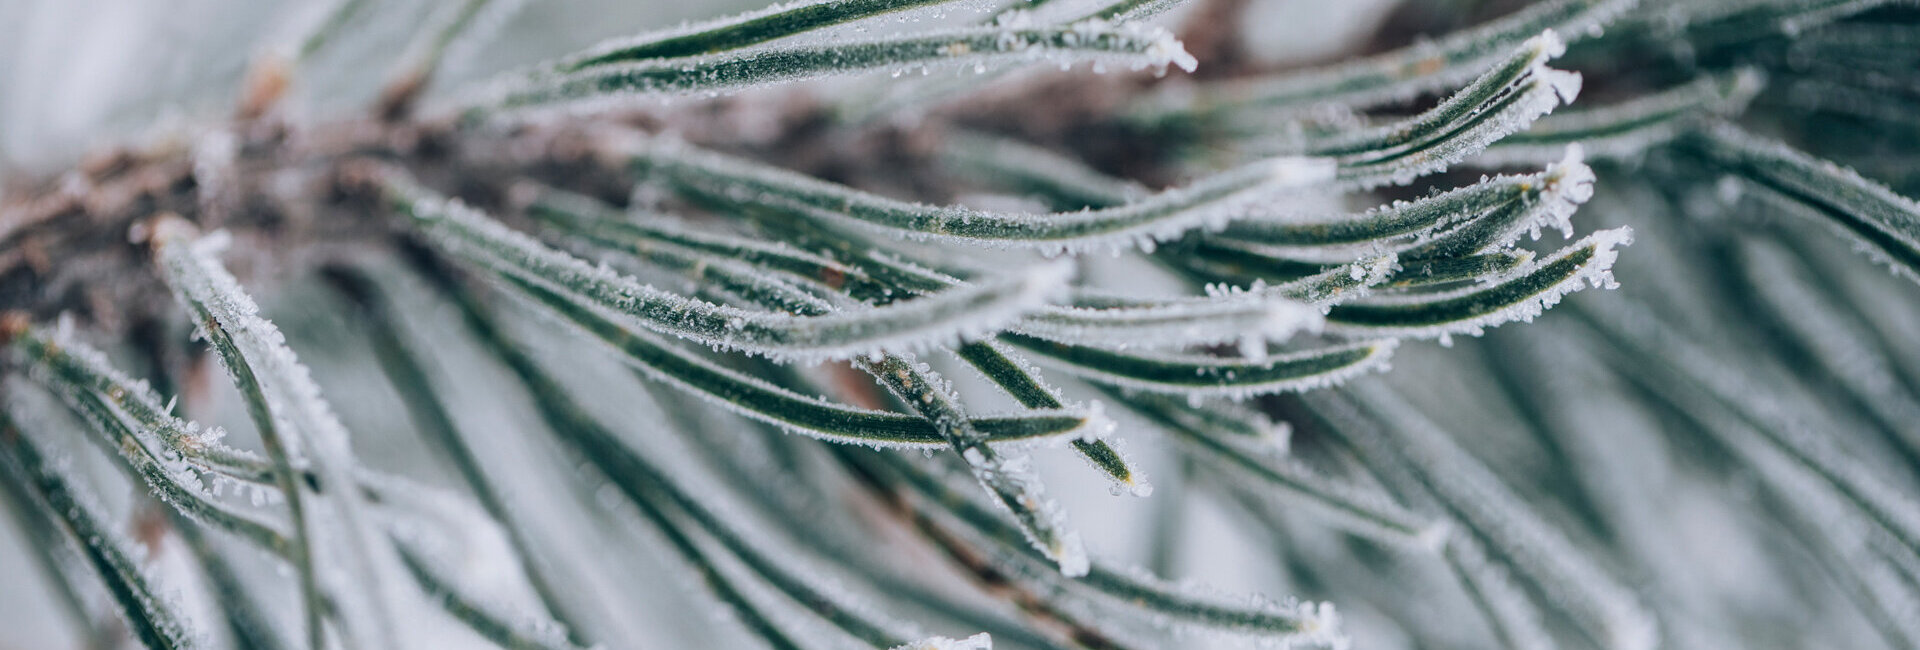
[892,633,993,650]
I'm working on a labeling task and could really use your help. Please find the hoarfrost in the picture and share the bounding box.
[402,175,1077,363]
[892,632,992,650]
[610,132,1333,254]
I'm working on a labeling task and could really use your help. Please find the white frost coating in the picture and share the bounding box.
[1325,227,1632,340]
[1472,69,1766,168]
[1020,339,1399,401]
[607,132,1334,255]
[1132,20,1198,73]
[1017,291,1324,350]
[1149,0,1635,115]
[1326,31,1582,192]
[1379,144,1596,259]
[2,427,205,650]
[801,251,1329,349]
[153,223,430,650]
[1531,144,1595,241]
[549,0,996,71]
[1256,254,1399,305]
[399,178,1074,363]
[1084,562,1345,643]
[1220,29,1577,186]
[1294,602,1348,650]
[479,21,1200,110]
[1535,26,1569,59]
[1089,430,1153,497]
[503,288,1097,450]
[965,441,1090,577]
[14,328,266,477]
[866,353,1089,577]
[1080,398,1119,441]
[38,376,291,552]
[892,632,992,650]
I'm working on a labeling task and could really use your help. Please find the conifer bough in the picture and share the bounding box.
[2,1,1919,650]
